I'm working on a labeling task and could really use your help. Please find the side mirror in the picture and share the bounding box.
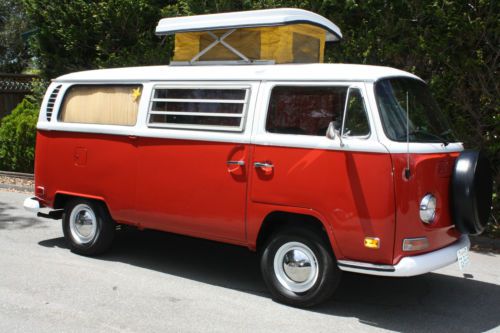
[326,121,336,139]
[326,121,344,147]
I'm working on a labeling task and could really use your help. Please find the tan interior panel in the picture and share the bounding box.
[60,85,141,126]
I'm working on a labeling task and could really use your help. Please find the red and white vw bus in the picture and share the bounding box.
[24,9,492,307]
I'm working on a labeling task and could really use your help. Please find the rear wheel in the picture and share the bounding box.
[62,198,115,256]
[260,228,341,307]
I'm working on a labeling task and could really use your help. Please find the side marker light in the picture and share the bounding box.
[364,237,380,249]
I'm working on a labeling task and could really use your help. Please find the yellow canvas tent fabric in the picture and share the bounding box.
[173,24,326,63]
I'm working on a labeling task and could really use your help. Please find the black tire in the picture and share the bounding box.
[451,150,493,235]
[62,198,115,256]
[260,228,341,307]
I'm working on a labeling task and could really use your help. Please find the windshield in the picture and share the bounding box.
[375,77,456,143]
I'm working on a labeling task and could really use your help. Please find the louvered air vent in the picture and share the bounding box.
[46,85,62,122]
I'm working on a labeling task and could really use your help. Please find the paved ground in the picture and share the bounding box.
[1,189,499,333]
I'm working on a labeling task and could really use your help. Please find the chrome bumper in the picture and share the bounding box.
[337,235,470,277]
[23,197,41,213]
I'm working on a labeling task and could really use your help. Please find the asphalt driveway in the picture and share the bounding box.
[1,189,499,332]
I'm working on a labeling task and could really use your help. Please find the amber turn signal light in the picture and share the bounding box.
[364,237,380,249]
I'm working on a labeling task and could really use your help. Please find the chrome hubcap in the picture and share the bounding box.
[69,204,97,244]
[274,242,319,293]
[283,250,312,283]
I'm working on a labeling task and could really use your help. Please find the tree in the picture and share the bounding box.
[0,0,31,73]
[23,0,175,79]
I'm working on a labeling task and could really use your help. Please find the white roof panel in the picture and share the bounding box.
[155,8,342,42]
[55,64,420,83]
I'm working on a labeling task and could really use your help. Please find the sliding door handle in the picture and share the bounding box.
[254,162,274,169]
[227,160,245,166]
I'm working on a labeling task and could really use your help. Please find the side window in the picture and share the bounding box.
[148,87,248,131]
[342,88,370,137]
[266,86,348,136]
[59,85,141,126]
[292,33,320,63]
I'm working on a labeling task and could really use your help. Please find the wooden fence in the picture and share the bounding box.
[0,73,37,119]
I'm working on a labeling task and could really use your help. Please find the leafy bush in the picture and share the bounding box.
[0,96,39,173]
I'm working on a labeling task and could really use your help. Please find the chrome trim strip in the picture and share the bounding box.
[337,260,395,272]
[149,111,244,118]
[151,98,246,104]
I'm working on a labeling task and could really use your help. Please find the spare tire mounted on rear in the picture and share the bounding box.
[451,150,493,235]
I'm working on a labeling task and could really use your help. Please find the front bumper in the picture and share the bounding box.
[337,235,470,277]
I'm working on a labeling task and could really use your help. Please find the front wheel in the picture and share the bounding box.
[260,228,341,307]
[62,198,115,256]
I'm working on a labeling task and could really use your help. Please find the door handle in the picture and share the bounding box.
[254,162,274,169]
[227,160,245,166]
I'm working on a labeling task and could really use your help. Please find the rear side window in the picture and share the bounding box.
[59,85,141,126]
[148,87,249,131]
[266,86,370,137]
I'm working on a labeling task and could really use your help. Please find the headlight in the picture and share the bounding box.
[420,194,437,224]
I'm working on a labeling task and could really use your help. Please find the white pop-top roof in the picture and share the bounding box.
[55,64,420,83]
[155,8,342,42]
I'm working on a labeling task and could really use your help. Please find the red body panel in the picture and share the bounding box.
[249,145,395,264]
[35,131,137,223]
[133,137,248,242]
[34,130,461,265]
[35,131,248,244]
[391,152,461,264]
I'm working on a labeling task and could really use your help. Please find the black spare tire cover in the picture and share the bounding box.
[451,150,493,235]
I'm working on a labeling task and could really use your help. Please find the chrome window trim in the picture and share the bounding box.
[262,82,372,139]
[56,83,144,126]
[148,85,250,132]
[150,98,246,104]
[340,87,371,139]
[149,111,244,118]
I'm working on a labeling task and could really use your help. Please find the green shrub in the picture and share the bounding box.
[0,97,39,172]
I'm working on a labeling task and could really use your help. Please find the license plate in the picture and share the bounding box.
[457,246,470,271]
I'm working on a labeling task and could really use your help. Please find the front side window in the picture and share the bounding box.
[375,78,456,143]
[148,87,248,131]
[60,85,141,126]
[266,85,370,137]
[343,88,370,137]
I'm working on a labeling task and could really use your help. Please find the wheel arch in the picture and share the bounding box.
[254,209,342,258]
[54,191,109,213]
